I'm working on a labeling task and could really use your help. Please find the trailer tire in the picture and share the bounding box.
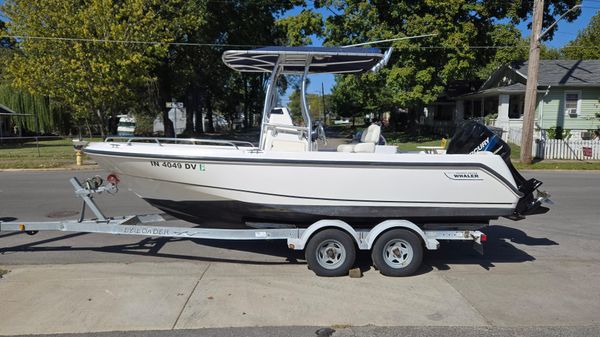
[371,229,422,277]
[305,229,356,277]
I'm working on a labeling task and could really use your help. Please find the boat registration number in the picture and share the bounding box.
[150,161,205,171]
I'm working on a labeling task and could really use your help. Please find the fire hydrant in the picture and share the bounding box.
[75,149,83,166]
[72,139,89,166]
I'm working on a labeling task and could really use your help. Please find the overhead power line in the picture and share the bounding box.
[0,35,264,48]
[0,35,597,50]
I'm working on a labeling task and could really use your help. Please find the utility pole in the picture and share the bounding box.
[321,82,326,124]
[520,0,544,164]
[520,2,580,163]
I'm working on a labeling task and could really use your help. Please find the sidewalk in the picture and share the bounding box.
[0,262,484,335]
[1,260,599,335]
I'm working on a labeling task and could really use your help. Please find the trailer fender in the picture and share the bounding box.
[287,219,362,250]
[365,220,440,250]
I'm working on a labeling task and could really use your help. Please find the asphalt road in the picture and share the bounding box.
[1,169,600,337]
[1,169,599,267]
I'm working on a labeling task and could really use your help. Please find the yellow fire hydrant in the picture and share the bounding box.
[75,149,83,166]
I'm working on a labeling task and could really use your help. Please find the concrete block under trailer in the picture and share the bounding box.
[0,177,487,277]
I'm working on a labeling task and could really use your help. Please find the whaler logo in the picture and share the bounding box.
[470,137,489,154]
[444,171,483,180]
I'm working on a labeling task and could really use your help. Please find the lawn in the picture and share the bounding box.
[386,133,600,170]
[1,135,599,171]
[507,142,600,170]
[0,138,99,169]
[384,132,443,152]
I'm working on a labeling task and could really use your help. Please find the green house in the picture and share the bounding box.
[456,60,600,141]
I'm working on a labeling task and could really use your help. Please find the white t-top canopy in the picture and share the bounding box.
[222,46,385,74]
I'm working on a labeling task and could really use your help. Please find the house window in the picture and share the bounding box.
[564,91,581,115]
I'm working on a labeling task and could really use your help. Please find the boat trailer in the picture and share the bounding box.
[0,176,487,277]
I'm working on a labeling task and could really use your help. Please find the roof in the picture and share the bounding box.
[510,60,600,86]
[461,83,528,98]
[222,46,384,74]
[0,104,31,116]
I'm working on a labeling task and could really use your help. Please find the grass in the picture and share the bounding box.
[1,134,598,171]
[513,160,600,170]
[0,138,100,169]
[384,132,443,152]
[386,133,600,170]
[0,269,9,279]
[508,142,600,170]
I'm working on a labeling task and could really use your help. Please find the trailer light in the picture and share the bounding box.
[19,224,25,231]
[107,174,120,185]
[480,234,487,242]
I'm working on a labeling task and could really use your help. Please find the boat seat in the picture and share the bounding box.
[270,139,307,152]
[337,124,381,153]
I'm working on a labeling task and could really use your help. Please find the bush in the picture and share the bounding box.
[134,114,157,136]
[484,113,498,125]
[546,126,571,140]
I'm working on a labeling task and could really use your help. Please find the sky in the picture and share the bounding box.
[282,1,600,98]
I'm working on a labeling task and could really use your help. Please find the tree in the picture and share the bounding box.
[276,9,323,46]
[156,0,316,135]
[562,10,600,59]
[321,0,581,128]
[2,0,174,137]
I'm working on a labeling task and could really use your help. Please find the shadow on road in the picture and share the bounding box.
[425,225,558,271]
[0,232,303,266]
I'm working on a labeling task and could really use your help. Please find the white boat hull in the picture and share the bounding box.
[85,142,521,229]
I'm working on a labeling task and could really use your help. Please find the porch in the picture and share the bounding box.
[456,84,529,142]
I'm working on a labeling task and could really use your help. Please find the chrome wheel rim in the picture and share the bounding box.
[316,239,346,270]
[383,239,413,268]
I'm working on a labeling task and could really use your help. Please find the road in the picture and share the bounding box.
[1,169,600,336]
[1,170,599,266]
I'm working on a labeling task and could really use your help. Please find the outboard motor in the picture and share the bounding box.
[447,121,549,219]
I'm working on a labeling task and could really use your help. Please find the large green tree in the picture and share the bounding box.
[157,0,320,135]
[321,0,581,126]
[1,0,175,136]
[562,10,600,59]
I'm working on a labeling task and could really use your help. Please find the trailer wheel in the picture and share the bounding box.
[305,229,356,277]
[371,229,422,277]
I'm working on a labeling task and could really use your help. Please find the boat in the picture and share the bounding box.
[84,46,549,230]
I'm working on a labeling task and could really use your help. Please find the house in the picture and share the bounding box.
[456,60,600,141]
[0,104,33,138]
[423,80,483,134]
[0,103,18,138]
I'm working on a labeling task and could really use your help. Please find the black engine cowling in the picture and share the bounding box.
[447,121,548,219]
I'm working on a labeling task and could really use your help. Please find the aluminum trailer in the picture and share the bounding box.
[0,177,487,277]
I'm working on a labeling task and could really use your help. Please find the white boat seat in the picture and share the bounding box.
[270,139,307,152]
[337,124,381,153]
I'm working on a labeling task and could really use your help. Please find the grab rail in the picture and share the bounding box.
[104,137,256,150]
[264,123,310,132]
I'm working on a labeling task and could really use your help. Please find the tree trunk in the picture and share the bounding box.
[206,95,215,133]
[163,109,174,137]
[243,76,249,129]
[96,109,106,138]
[195,108,204,134]
[185,90,195,134]
[85,119,92,138]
